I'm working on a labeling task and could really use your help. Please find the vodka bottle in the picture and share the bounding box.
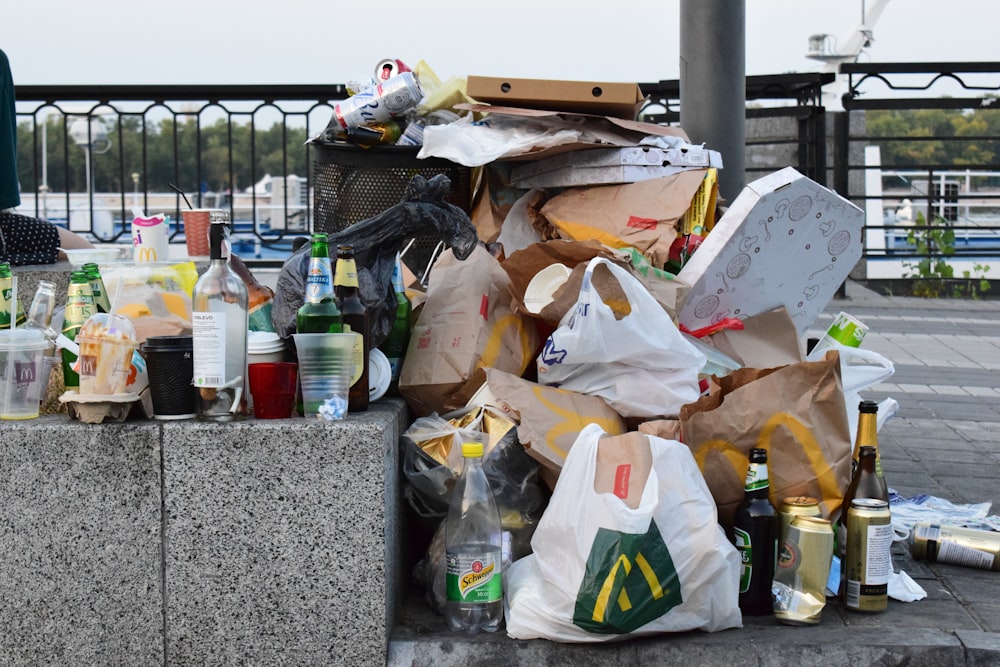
[732,447,778,616]
[192,211,248,421]
[333,245,369,412]
[444,442,503,634]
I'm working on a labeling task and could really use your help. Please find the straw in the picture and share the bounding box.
[168,183,194,210]
[9,275,15,331]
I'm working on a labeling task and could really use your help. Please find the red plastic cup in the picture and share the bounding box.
[248,362,297,419]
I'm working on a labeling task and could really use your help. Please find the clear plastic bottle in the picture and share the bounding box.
[192,211,249,421]
[444,441,503,634]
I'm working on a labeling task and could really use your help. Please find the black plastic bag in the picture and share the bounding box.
[271,173,479,346]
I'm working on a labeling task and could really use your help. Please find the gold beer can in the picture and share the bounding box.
[910,523,1000,572]
[772,515,835,625]
[780,496,822,545]
[843,498,892,613]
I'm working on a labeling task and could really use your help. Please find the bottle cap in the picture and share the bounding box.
[859,400,879,413]
[461,442,484,458]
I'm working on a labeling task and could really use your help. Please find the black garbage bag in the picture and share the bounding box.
[272,173,480,346]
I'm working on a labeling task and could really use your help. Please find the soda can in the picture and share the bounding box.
[779,496,822,546]
[843,498,892,613]
[332,72,422,136]
[910,523,1000,572]
[772,515,835,625]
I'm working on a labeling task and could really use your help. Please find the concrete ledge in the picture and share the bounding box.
[0,400,407,665]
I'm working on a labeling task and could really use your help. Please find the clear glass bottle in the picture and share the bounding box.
[61,270,97,391]
[378,254,412,396]
[732,447,778,616]
[25,280,57,337]
[295,234,341,334]
[445,441,503,634]
[192,211,248,421]
[334,245,369,412]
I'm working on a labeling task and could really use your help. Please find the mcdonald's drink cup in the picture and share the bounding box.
[132,215,170,262]
[815,311,868,352]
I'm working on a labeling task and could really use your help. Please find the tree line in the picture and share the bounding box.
[15,115,310,196]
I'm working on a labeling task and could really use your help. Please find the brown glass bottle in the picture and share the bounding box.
[852,400,888,497]
[732,447,778,616]
[334,245,369,412]
[230,253,276,332]
[836,445,889,558]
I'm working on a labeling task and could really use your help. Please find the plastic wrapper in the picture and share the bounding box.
[271,174,479,347]
[405,405,549,614]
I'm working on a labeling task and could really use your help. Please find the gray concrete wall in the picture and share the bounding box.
[0,404,407,665]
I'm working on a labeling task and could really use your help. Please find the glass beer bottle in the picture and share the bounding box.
[732,447,778,616]
[836,445,889,559]
[61,271,97,391]
[296,234,341,334]
[378,254,411,395]
[852,400,888,497]
[334,244,369,412]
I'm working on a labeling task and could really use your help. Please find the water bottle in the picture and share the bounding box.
[444,441,503,634]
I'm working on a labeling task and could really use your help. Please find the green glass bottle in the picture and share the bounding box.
[82,262,111,313]
[378,254,412,396]
[0,262,27,329]
[61,270,97,391]
[334,244,369,412]
[295,234,341,334]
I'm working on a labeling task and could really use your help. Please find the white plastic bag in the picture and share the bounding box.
[536,257,705,418]
[504,424,742,642]
[806,341,896,444]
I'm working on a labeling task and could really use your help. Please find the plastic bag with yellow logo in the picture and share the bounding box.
[505,424,741,641]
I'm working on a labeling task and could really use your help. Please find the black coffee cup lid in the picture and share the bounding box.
[142,335,194,350]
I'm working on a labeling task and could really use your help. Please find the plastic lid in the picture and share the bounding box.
[0,328,49,351]
[142,335,193,350]
[79,313,136,342]
[247,331,285,354]
[368,348,391,401]
[461,442,484,458]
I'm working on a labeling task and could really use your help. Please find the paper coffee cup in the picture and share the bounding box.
[132,215,170,262]
[524,263,572,314]
[815,311,868,352]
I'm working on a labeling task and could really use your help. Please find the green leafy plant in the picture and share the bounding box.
[901,213,991,298]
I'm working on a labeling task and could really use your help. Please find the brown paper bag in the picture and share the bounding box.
[594,431,652,510]
[483,367,626,489]
[540,171,707,268]
[398,245,540,417]
[678,351,852,531]
[704,306,803,369]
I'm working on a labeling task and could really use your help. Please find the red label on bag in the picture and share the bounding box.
[479,294,489,319]
[626,215,657,230]
[614,464,631,500]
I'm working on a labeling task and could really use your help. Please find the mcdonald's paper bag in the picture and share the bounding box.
[398,245,540,417]
[505,424,741,641]
[482,367,625,489]
[678,351,853,531]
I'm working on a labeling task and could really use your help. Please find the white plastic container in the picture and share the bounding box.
[247,331,286,365]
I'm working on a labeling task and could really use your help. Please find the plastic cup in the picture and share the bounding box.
[77,313,137,395]
[248,361,297,419]
[293,332,357,419]
[182,209,212,256]
[142,335,196,420]
[0,328,49,420]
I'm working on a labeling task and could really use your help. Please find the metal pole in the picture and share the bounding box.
[679,0,746,203]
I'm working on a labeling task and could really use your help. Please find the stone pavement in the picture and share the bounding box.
[389,280,1000,667]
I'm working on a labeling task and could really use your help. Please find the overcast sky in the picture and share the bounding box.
[3,0,996,88]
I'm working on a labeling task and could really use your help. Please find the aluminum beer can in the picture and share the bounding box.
[844,498,892,613]
[374,58,411,82]
[332,72,422,135]
[910,523,1000,572]
[779,496,822,546]
[772,515,835,625]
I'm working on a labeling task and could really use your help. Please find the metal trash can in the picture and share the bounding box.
[311,142,473,275]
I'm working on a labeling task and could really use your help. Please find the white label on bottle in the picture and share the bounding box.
[192,311,227,388]
[865,522,893,585]
[936,540,995,569]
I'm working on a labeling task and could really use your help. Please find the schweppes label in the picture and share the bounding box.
[572,519,682,634]
[446,549,501,603]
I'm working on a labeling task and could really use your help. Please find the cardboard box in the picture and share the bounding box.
[677,167,864,336]
[466,76,644,119]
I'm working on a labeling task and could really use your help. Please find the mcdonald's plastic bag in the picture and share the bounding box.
[504,424,742,642]
[536,257,705,418]
[678,350,854,532]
